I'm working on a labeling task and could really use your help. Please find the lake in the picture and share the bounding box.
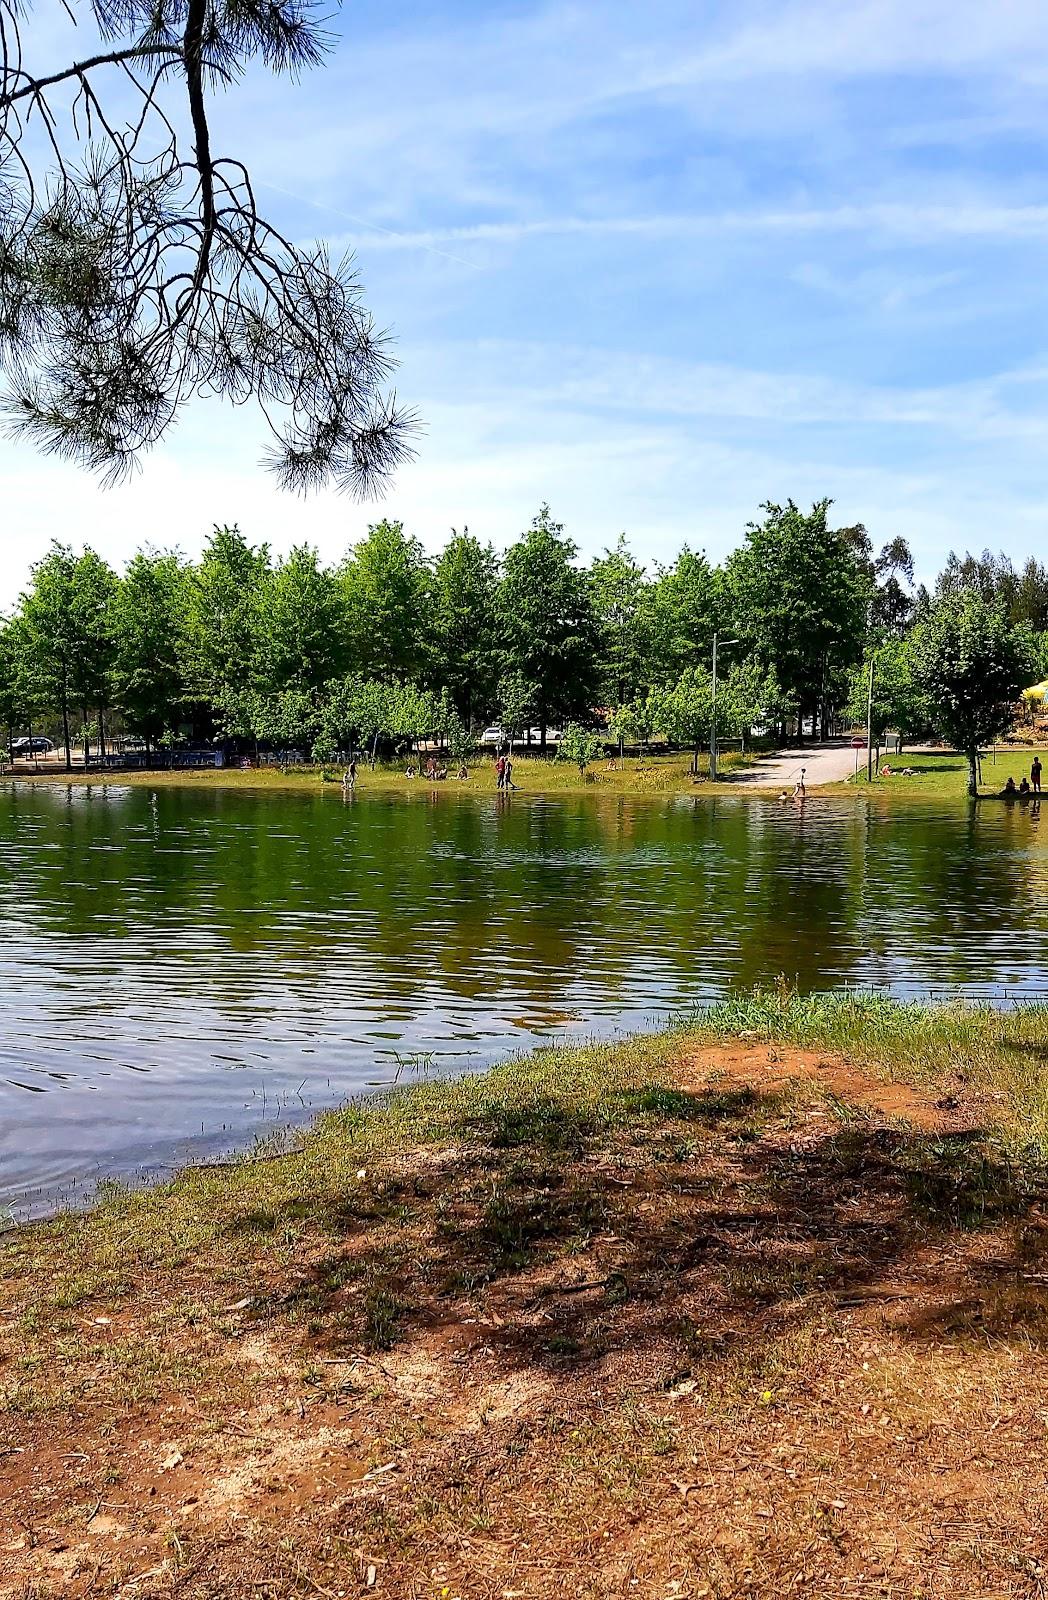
[2,780,1047,1216]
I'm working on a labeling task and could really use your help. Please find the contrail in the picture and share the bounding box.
[258,181,483,271]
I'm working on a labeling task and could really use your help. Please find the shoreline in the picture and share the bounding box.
[7,741,1048,802]
[5,991,1048,1595]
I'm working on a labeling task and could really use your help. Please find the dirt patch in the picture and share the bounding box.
[677,1042,950,1129]
[4,1042,1048,1598]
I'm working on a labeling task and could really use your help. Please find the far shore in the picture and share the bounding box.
[5,741,1048,800]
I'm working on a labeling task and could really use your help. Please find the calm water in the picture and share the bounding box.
[2,781,1047,1216]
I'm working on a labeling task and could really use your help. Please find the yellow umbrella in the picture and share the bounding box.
[1022,680,1048,703]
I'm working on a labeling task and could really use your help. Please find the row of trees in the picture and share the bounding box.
[848,591,1044,797]
[2,501,1047,781]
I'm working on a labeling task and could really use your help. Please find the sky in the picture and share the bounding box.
[4,0,1048,605]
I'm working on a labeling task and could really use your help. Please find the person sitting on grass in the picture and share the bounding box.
[1020,777,1031,796]
[405,764,417,779]
[1001,776,1018,798]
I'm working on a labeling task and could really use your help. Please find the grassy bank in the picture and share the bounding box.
[6,991,1048,1596]
[841,746,1047,799]
[5,749,752,798]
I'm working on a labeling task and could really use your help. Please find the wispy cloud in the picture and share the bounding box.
[5,0,1048,600]
[329,202,1048,258]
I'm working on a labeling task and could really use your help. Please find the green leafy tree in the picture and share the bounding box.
[339,520,430,682]
[431,529,500,725]
[181,526,271,715]
[445,713,475,767]
[590,535,648,705]
[17,542,117,768]
[647,666,714,774]
[498,505,599,746]
[0,619,18,759]
[845,638,930,755]
[871,537,915,637]
[317,675,392,765]
[727,500,871,738]
[111,551,187,752]
[220,687,318,759]
[643,548,721,685]
[607,696,661,756]
[907,590,1038,796]
[557,723,603,777]
[69,548,120,756]
[496,670,539,745]
[262,545,346,693]
[721,655,782,753]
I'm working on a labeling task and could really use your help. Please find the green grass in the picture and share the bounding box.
[838,746,1047,799]
[696,985,1048,1148]
[10,747,753,798]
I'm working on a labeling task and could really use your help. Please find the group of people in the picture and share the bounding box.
[401,757,471,781]
[1001,757,1042,800]
[495,752,517,790]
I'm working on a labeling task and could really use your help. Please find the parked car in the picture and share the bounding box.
[479,725,565,748]
[10,736,54,755]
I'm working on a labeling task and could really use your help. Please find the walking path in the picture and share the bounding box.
[732,738,865,789]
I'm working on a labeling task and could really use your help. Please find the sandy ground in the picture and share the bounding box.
[733,739,870,789]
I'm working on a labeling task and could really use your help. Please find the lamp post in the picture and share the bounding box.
[710,633,739,782]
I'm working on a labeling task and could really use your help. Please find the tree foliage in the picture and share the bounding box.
[728,500,871,735]
[0,0,414,490]
[908,590,1037,796]
[4,500,1043,799]
[498,505,598,743]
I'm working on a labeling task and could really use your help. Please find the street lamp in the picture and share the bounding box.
[710,633,739,783]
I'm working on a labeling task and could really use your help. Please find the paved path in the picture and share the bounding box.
[731,738,865,789]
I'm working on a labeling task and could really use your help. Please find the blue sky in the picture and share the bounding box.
[4,0,1048,604]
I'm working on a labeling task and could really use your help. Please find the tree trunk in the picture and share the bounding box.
[967,748,979,798]
[692,740,699,776]
[98,705,107,762]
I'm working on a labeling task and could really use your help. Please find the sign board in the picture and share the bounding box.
[850,738,866,749]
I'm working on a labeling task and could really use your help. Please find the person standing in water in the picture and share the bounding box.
[792,767,806,801]
[342,759,357,791]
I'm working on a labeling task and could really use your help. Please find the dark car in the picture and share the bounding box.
[10,737,54,755]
